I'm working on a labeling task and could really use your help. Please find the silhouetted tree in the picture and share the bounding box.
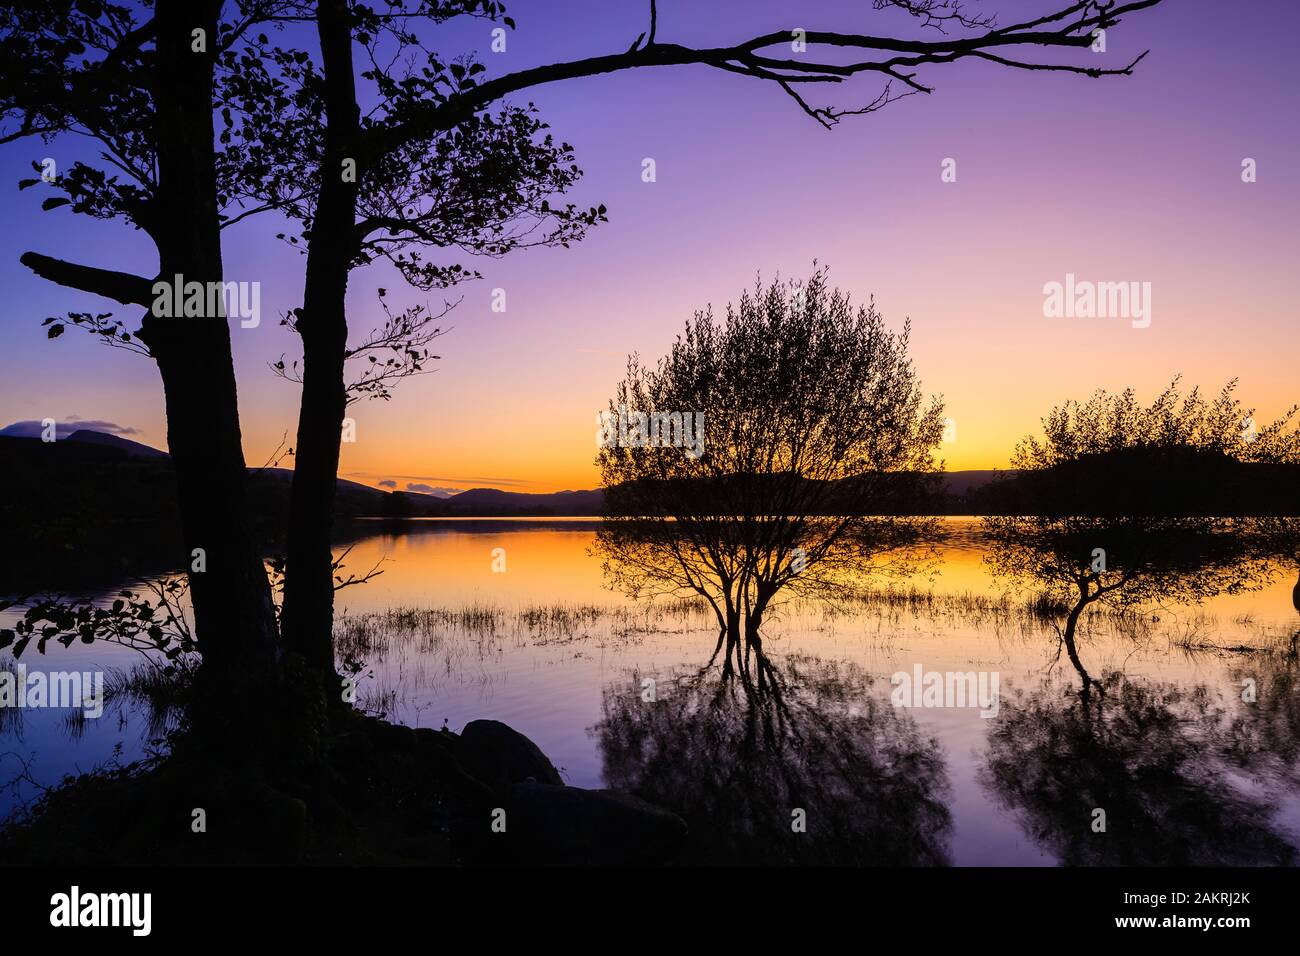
[596,269,944,684]
[1237,408,1300,621]
[220,0,607,671]
[0,0,294,696]
[984,381,1274,694]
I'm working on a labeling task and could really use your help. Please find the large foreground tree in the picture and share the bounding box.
[0,0,288,695]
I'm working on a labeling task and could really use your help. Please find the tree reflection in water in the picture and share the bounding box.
[594,653,952,865]
[981,673,1296,866]
[1224,643,1300,784]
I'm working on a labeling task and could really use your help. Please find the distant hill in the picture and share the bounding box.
[959,447,1300,517]
[64,428,171,459]
[249,466,396,516]
[437,487,604,516]
[429,475,997,515]
[0,430,606,549]
[938,469,1008,501]
[7,429,1293,584]
[0,427,1011,524]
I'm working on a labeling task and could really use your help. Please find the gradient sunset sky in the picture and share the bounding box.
[2,0,1297,494]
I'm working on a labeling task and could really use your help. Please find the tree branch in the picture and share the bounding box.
[19,252,154,307]
[365,0,1163,159]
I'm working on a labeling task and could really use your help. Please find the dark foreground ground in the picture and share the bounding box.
[0,676,685,867]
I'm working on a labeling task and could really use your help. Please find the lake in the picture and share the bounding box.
[4,517,1299,865]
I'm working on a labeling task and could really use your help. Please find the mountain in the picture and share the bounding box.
[65,428,170,459]
[13,428,1290,555]
[250,466,392,514]
[939,469,1008,500]
[0,428,1062,532]
[0,429,606,540]
[436,487,604,516]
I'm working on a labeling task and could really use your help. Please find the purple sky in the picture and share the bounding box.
[2,0,1297,491]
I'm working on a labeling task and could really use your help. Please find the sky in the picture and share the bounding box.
[1,0,1297,494]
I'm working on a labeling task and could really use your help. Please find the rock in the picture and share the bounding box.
[411,727,496,805]
[459,719,564,791]
[503,782,687,866]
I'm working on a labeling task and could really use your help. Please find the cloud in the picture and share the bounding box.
[404,482,463,498]
[0,418,140,439]
[377,479,398,489]
[345,470,535,489]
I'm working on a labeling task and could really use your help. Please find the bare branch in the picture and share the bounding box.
[365,0,1164,159]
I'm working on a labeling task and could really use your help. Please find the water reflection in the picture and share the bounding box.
[981,673,1296,866]
[1225,645,1300,782]
[7,519,1300,864]
[594,655,952,865]
[984,518,1275,696]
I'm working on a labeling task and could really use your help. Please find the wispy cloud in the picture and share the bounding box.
[345,471,536,489]
[404,482,462,498]
[0,418,140,439]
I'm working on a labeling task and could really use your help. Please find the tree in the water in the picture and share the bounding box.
[596,269,944,689]
[1235,408,1300,627]
[983,380,1274,696]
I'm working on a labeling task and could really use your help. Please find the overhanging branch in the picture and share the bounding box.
[366,0,1163,153]
[20,252,155,307]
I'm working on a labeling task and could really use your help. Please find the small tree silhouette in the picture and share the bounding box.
[984,380,1278,695]
[596,268,944,686]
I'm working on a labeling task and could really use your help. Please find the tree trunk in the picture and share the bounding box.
[1061,596,1096,696]
[722,612,742,679]
[142,0,279,685]
[278,0,360,675]
[744,587,772,647]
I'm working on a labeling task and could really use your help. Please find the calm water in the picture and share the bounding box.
[4,517,1300,865]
